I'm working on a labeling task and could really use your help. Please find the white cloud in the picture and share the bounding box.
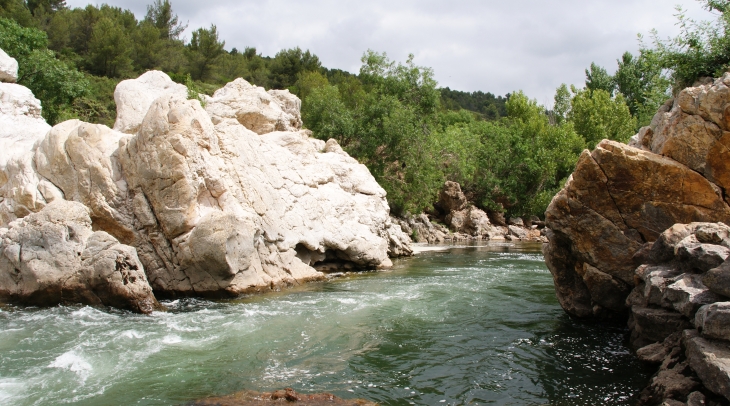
[66,0,712,104]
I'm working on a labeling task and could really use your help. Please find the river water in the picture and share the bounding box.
[0,242,652,405]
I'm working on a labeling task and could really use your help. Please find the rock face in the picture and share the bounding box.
[626,223,730,404]
[112,70,188,134]
[0,58,411,310]
[0,81,54,225]
[545,74,730,319]
[205,78,302,134]
[0,200,159,313]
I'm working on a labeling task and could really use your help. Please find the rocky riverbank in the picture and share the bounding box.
[543,73,730,405]
[392,181,546,245]
[0,49,412,312]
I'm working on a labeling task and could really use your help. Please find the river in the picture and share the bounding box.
[0,242,653,405]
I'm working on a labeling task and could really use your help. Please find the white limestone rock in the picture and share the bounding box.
[0,200,158,313]
[34,120,134,242]
[0,82,53,225]
[1,70,410,306]
[114,87,403,296]
[0,48,18,83]
[205,78,302,134]
[112,70,188,134]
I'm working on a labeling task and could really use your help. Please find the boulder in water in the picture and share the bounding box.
[0,200,159,313]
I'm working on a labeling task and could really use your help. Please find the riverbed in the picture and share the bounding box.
[0,242,652,405]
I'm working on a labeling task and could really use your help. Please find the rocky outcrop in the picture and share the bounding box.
[0,55,411,311]
[0,81,54,225]
[545,73,730,320]
[0,200,159,313]
[112,70,188,134]
[626,224,730,405]
[406,181,544,243]
[205,78,302,134]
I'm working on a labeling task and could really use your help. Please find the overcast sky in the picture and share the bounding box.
[66,0,713,105]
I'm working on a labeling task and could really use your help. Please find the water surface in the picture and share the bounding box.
[0,242,652,405]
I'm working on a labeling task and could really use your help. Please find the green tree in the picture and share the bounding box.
[568,87,636,148]
[132,20,163,70]
[269,47,322,89]
[484,92,584,215]
[585,62,615,94]
[0,17,87,124]
[552,83,571,124]
[186,24,225,80]
[26,0,65,16]
[613,50,671,126]
[291,70,329,102]
[304,51,442,214]
[87,16,132,77]
[144,0,185,40]
[649,1,730,90]
[0,0,34,27]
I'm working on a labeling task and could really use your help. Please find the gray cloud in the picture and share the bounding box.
[67,0,711,104]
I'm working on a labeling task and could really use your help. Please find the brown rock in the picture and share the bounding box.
[545,140,730,319]
[189,388,377,406]
[652,110,722,174]
[438,181,467,212]
[706,131,730,194]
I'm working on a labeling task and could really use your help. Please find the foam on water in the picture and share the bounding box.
[0,242,651,405]
[0,378,24,403]
[48,351,93,382]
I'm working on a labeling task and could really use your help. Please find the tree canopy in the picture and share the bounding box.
[1,0,726,217]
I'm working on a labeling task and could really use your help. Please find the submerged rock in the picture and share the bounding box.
[188,388,377,406]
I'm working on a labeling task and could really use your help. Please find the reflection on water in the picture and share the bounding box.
[0,242,650,405]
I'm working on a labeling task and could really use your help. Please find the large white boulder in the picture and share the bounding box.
[0,82,54,225]
[0,70,411,307]
[112,70,187,134]
[117,90,401,295]
[35,119,135,242]
[0,200,159,313]
[0,48,18,83]
[205,78,302,134]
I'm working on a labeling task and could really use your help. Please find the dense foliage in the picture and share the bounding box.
[440,88,508,120]
[1,0,725,217]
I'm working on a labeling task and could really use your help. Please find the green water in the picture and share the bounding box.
[0,242,652,405]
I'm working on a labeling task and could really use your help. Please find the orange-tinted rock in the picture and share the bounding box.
[188,388,377,406]
[651,111,722,173]
[545,140,730,319]
[706,131,730,194]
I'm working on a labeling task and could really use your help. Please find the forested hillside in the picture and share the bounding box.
[0,0,724,217]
